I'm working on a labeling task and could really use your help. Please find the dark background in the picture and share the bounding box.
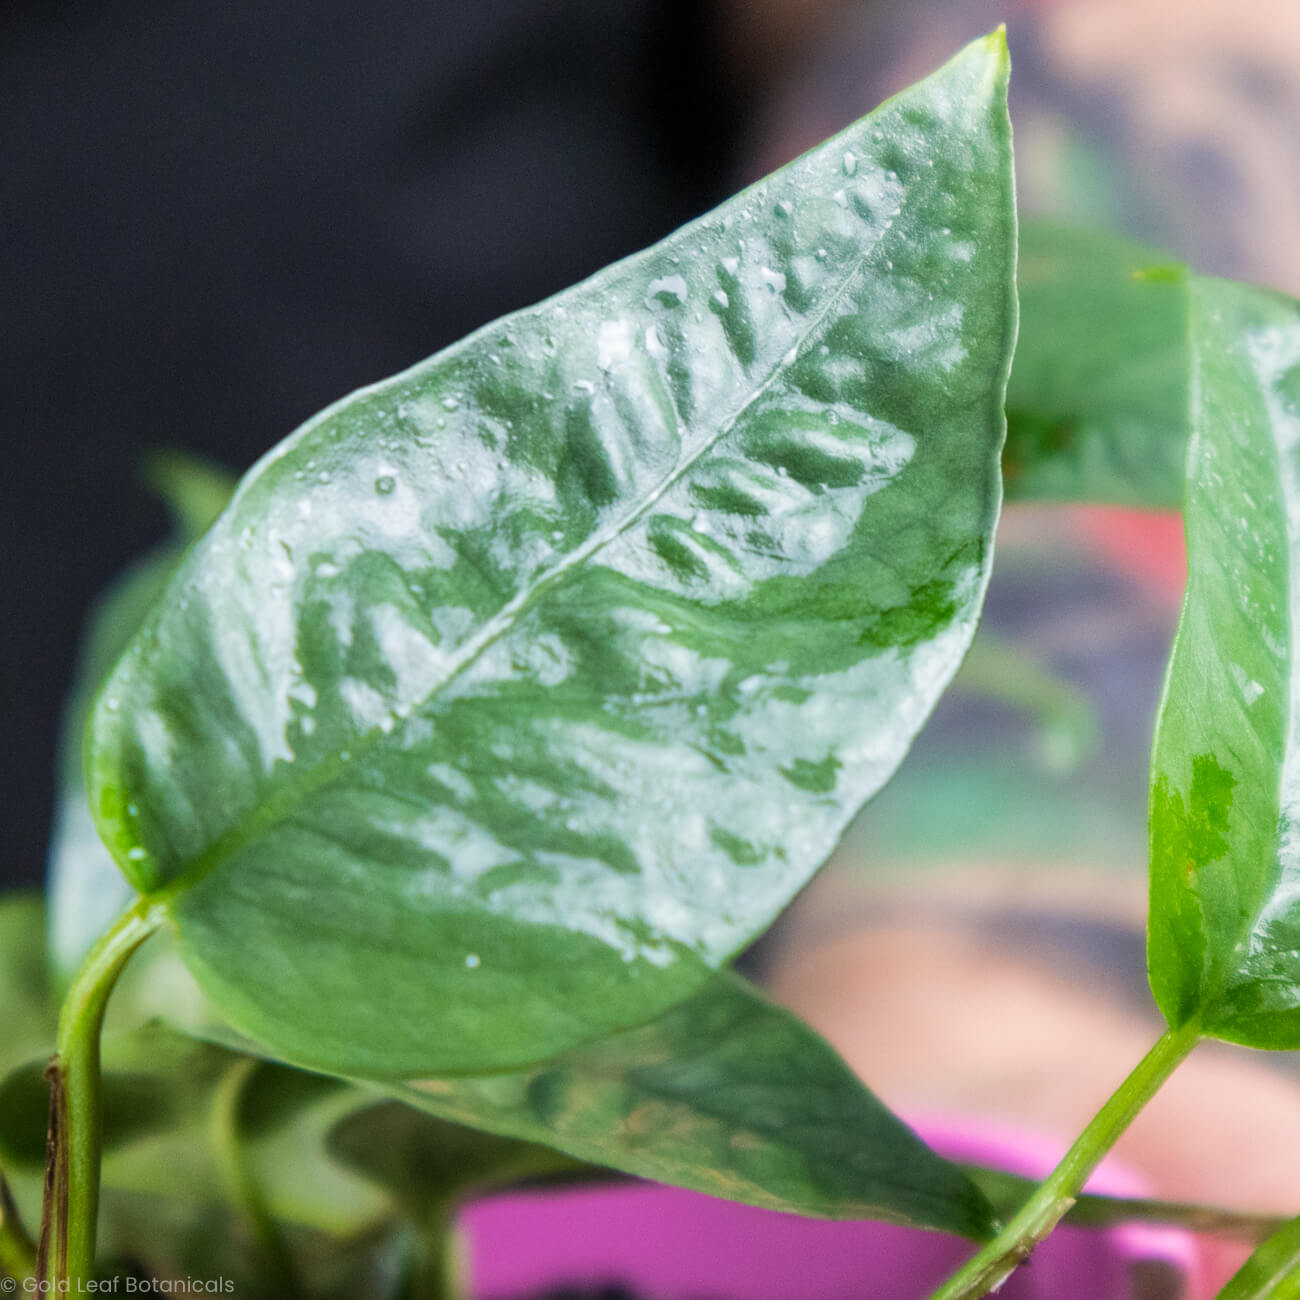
[1,0,757,891]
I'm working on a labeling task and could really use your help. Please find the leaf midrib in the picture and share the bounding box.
[150,170,932,910]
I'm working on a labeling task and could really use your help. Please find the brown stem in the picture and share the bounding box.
[34,1059,68,1286]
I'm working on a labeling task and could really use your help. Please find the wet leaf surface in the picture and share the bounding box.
[1148,277,1300,1046]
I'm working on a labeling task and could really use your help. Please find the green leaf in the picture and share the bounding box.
[0,1030,229,1196]
[142,449,240,544]
[327,1103,588,1221]
[1217,1213,1300,1299]
[49,552,179,981]
[1148,277,1300,1046]
[0,895,54,1257]
[49,453,236,981]
[1005,219,1188,506]
[383,973,995,1239]
[0,897,386,1244]
[0,894,56,1080]
[1,902,578,1261]
[0,1027,390,1235]
[231,1065,400,1234]
[86,32,1016,1078]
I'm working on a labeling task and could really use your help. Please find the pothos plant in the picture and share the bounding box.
[3,26,1300,1300]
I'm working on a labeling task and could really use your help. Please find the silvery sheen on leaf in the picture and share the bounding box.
[86,34,1017,1078]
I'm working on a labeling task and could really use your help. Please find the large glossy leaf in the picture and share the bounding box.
[48,454,236,981]
[1148,277,1300,1046]
[86,33,1015,1077]
[1005,219,1188,506]
[382,973,995,1240]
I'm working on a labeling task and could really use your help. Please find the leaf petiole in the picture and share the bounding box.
[37,897,163,1289]
[927,1019,1201,1300]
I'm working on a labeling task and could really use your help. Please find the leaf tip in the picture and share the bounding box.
[962,25,1010,99]
[929,1176,1001,1243]
[983,23,1009,62]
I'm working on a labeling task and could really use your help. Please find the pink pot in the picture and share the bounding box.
[457,1117,1203,1299]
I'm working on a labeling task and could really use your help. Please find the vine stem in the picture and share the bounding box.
[1216,1213,1300,1300]
[36,898,163,1290]
[405,1212,464,1300]
[927,1018,1202,1300]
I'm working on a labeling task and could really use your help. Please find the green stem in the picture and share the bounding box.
[210,1058,301,1297]
[0,1174,36,1282]
[36,898,163,1290]
[403,1213,463,1300]
[928,1019,1202,1300]
[1216,1214,1300,1300]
